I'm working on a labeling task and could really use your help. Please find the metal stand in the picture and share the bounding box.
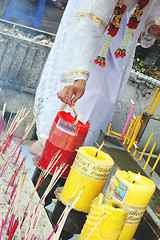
[32,166,66,206]
[51,195,87,239]
[136,113,151,142]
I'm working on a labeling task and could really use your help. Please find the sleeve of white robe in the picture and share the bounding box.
[141,0,160,48]
[60,0,119,83]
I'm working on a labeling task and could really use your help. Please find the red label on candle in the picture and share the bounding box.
[57,118,77,136]
[49,118,86,151]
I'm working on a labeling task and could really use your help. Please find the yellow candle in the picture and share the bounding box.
[143,142,157,170]
[105,170,155,240]
[150,153,160,175]
[78,193,128,240]
[60,146,114,212]
[123,119,135,145]
[110,131,121,137]
[150,91,160,116]
[127,122,141,152]
[139,110,145,122]
[146,88,159,114]
[138,133,154,162]
[106,122,112,135]
[71,105,77,116]
[132,143,138,157]
[127,116,139,144]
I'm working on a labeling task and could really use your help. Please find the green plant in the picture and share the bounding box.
[133,57,146,73]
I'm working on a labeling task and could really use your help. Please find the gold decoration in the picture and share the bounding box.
[76,12,108,32]
[60,70,89,82]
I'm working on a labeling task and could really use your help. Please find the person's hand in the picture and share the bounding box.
[148,24,160,40]
[57,79,86,106]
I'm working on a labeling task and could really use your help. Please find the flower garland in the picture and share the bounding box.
[115,0,150,58]
[94,3,127,67]
[94,0,150,68]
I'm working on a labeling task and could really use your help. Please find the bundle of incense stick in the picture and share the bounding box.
[0,115,37,177]
[7,172,27,237]
[52,186,85,240]
[26,163,68,239]
[1,104,37,152]
[47,180,83,240]
[20,151,63,229]
[31,150,62,196]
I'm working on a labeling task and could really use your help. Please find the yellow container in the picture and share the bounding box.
[60,146,114,212]
[78,193,128,240]
[105,170,156,240]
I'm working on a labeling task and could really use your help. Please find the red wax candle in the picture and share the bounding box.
[37,111,90,177]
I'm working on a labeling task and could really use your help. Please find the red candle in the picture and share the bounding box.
[37,111,90,177]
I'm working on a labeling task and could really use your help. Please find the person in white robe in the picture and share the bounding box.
[31,0,160,155]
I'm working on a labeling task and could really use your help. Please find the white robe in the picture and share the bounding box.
[34,0,159,146]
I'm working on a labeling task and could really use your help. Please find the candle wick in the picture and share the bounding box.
[95,151,98,157]
[133,180,135,184]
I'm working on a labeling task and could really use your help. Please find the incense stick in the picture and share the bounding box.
[85,213,106,240]
[28,164,68,237]
[52,187,85,240]
[20,152,63,229]
[0,217,4,240]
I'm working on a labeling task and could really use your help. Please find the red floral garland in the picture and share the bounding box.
[108,4,127,37]
[115,0,150,58]
[94,4,127,67]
